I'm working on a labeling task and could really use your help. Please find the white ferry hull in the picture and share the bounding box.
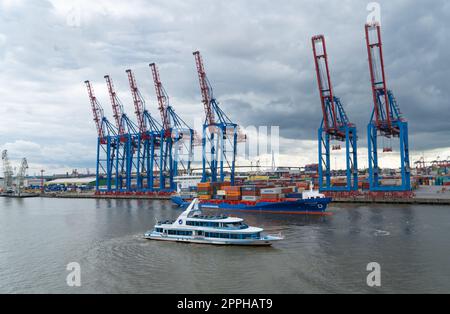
[144,234,282,246]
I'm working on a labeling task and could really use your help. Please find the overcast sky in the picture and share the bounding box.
[0,0,449,175]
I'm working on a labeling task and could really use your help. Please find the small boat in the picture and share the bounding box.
[144,199,284,246]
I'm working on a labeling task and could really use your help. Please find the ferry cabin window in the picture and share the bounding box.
[167,230,193,236]
[223,222,244,228]
[204,233,261,239]
[186,221,220,228]
[156,228,163,233]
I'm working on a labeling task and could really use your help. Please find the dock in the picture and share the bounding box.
[0,193,40,199]
[35,187,450,206]
[40,193,172,200]
[331,197,450,206]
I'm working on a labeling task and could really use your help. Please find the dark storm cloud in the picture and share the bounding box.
[0,0,448,172]
[205,0,450,152]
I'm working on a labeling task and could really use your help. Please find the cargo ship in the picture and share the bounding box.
[172,177,332,215]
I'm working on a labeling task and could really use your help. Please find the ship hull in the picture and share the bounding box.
[171,196,332,215]
[144,234,281,246]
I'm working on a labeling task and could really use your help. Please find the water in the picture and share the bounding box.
[0,197,449,293]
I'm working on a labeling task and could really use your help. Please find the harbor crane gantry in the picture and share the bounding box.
[16,158,28,195]
[126,69,163,191]
[105,75,139,192]
[150,63,195,189]
[365,22,411,191]
[193,51,243,185]
[1,150,14,193]
[85,80,118,191]
[312,35,358,192]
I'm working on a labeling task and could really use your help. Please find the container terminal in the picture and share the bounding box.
[2,23,450,206]
[2,163,450,205]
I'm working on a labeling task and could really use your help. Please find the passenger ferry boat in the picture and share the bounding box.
[144,199,284,246]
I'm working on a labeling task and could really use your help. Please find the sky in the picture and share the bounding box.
[0,0,449,175]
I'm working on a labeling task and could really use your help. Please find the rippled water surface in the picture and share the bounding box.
[0,197,449,293]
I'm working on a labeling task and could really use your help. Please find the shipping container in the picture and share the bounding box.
[260,188,282,194]
[242,196,260,202]
[261,194,280,200]
[286,193,303,199]
[225,196,241,201]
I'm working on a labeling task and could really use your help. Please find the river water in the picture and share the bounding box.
[0,197,449,294]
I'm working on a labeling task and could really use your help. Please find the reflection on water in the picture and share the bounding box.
[0,197,449,293]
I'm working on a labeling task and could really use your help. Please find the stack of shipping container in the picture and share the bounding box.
[195,179,316,203]
[197,182,212,200]
[241,186,261,202]
[223,186,241,201]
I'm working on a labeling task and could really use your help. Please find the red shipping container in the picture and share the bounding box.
[260,194,279,200]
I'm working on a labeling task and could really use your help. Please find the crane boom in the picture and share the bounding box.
[104,75,125,136]
[85,80,105,139]
[365,22,401,136]
[126,69,147,134]
[312,35,338,135]
[149,63,171,133]
[193,51,215,125]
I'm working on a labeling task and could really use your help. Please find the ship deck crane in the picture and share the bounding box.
[85,80,118,191]
[126,69,163,191]
[193,51,244,184]
[150,63,196,189]
[365,22,411,191]
[312,35,358,192]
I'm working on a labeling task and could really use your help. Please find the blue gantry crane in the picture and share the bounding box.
[126,69,163,191]
[193,51,243,185]
[150,63,196,190]
[312,35,358,192]
[365,22,411,192]
[85,80,118,192]
[85,52,246,195]
[88,66,198,195]
[104,75,140,192]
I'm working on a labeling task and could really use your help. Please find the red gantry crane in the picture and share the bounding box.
[126,69,163,191]
[193,51,244,184]
[150,63,196,187]
[365,22,411,192]
[312,35,358,192]
[104,75,139,191]
[85,80,117,191]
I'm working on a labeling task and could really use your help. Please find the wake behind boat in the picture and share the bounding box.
[144,199,284,246]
